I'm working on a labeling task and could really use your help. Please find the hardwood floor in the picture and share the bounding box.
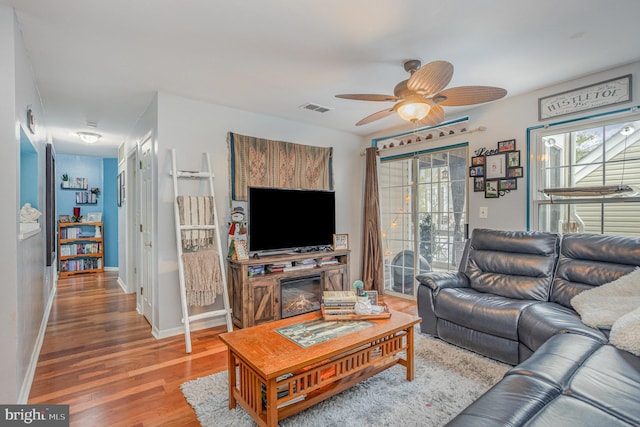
[29,272,418,426]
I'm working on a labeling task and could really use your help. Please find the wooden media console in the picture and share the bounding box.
[227,250,350,328]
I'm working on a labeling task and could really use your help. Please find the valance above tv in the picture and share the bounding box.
[228,132,334,201]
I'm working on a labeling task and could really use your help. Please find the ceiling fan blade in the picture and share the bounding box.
[436,86,507,106]
[356,108,395,126]
[416,104,445,127]
[336,94,398,102]
[407,60,454,95]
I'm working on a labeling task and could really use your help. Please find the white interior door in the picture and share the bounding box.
[139,136,153,324]
[127,149,140,310]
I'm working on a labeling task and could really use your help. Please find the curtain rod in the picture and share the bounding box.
[361,126,486,156]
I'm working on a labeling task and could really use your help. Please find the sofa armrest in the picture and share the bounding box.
[416,271,470,336]
[416,271,470,294]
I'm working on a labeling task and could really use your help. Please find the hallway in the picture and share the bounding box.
[28,272,226,426]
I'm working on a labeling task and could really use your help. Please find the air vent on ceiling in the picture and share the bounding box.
[86,121,98,128]
[299,103,333,113]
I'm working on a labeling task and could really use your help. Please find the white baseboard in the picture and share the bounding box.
[152,317,227,340]
[104,266,119,272]
[18,283,57,404]
[117,276,133,294]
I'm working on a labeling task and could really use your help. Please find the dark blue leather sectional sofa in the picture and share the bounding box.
[417,228,640,426]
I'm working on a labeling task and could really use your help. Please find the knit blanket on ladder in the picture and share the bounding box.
[181,249,224,306]
[177,196,215,249]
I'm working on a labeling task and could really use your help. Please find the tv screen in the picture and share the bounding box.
[248,187,336,254]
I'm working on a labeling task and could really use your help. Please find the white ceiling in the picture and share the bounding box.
[5,0,640,157]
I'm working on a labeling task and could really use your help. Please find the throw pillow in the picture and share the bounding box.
[610,306,640,356]
[571,267,640,329]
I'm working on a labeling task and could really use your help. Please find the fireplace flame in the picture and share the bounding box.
[286,295,313,312]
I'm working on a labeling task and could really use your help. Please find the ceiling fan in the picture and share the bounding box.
[336,59,507,126]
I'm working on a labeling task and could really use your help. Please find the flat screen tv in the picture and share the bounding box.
[248,187,335,254]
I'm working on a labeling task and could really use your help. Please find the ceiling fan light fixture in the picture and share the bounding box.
[77,131,101,144]
[395,98,431,122]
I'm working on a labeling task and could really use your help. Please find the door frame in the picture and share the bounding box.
[126,146,140,308]
[137,133,155,326]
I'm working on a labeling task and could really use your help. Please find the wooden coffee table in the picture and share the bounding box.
[219,310,421,427]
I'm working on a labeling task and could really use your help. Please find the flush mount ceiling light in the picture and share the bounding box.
[77,131,101,144]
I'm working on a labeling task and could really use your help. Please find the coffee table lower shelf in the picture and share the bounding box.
[224,319,417,427]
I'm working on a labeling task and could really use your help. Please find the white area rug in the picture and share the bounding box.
[181,333,509,427]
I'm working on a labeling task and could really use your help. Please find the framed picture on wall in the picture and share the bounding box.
[499,179,517,191]
[471,156,485,166]
[485,180,499,198]
[485,153,507,179]
[507,167,524,178]
[473,177,486,192]
[497,139,516,152]
[507,151,520,168]
[469,165,484,177]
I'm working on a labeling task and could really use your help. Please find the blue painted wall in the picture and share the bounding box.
[56,154,118,268]
[102,158,118,267]
[19,128,38,209]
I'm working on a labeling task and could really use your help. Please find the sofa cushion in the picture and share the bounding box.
[521,396,632,427]
[444,374,559,427]
[510,333,602,386]
[518,303,607,355]
[571,267,640,328]
[449,333,640,426]
[551,233,640,308]
[568,344,640,425]
[436,288,535,340]
[610,306,640,356]
[465,229,559,301]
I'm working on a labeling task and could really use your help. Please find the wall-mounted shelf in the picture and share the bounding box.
[75,191,98,204]
[58,221,104,277]
[61,177,88,189]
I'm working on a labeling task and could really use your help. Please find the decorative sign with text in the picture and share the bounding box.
[538,74,631,120]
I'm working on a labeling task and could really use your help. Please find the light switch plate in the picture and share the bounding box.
[479,206,488,218]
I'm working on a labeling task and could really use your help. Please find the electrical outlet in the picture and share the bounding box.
[479,206,488,218]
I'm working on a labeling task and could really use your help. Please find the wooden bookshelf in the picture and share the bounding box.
[58,221,104,277]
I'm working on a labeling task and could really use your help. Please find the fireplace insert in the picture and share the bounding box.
[280,274,322,318]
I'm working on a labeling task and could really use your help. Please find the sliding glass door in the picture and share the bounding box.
[379,145,468,299]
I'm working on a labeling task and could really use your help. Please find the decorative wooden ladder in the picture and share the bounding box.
[169,149,233,353]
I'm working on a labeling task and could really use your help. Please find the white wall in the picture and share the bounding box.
[0,5,19,404]
[123,92,364,336]
[0,4,54,403]
[366,60,640,234]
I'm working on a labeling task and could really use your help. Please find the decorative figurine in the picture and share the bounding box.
[228,206,248,260]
